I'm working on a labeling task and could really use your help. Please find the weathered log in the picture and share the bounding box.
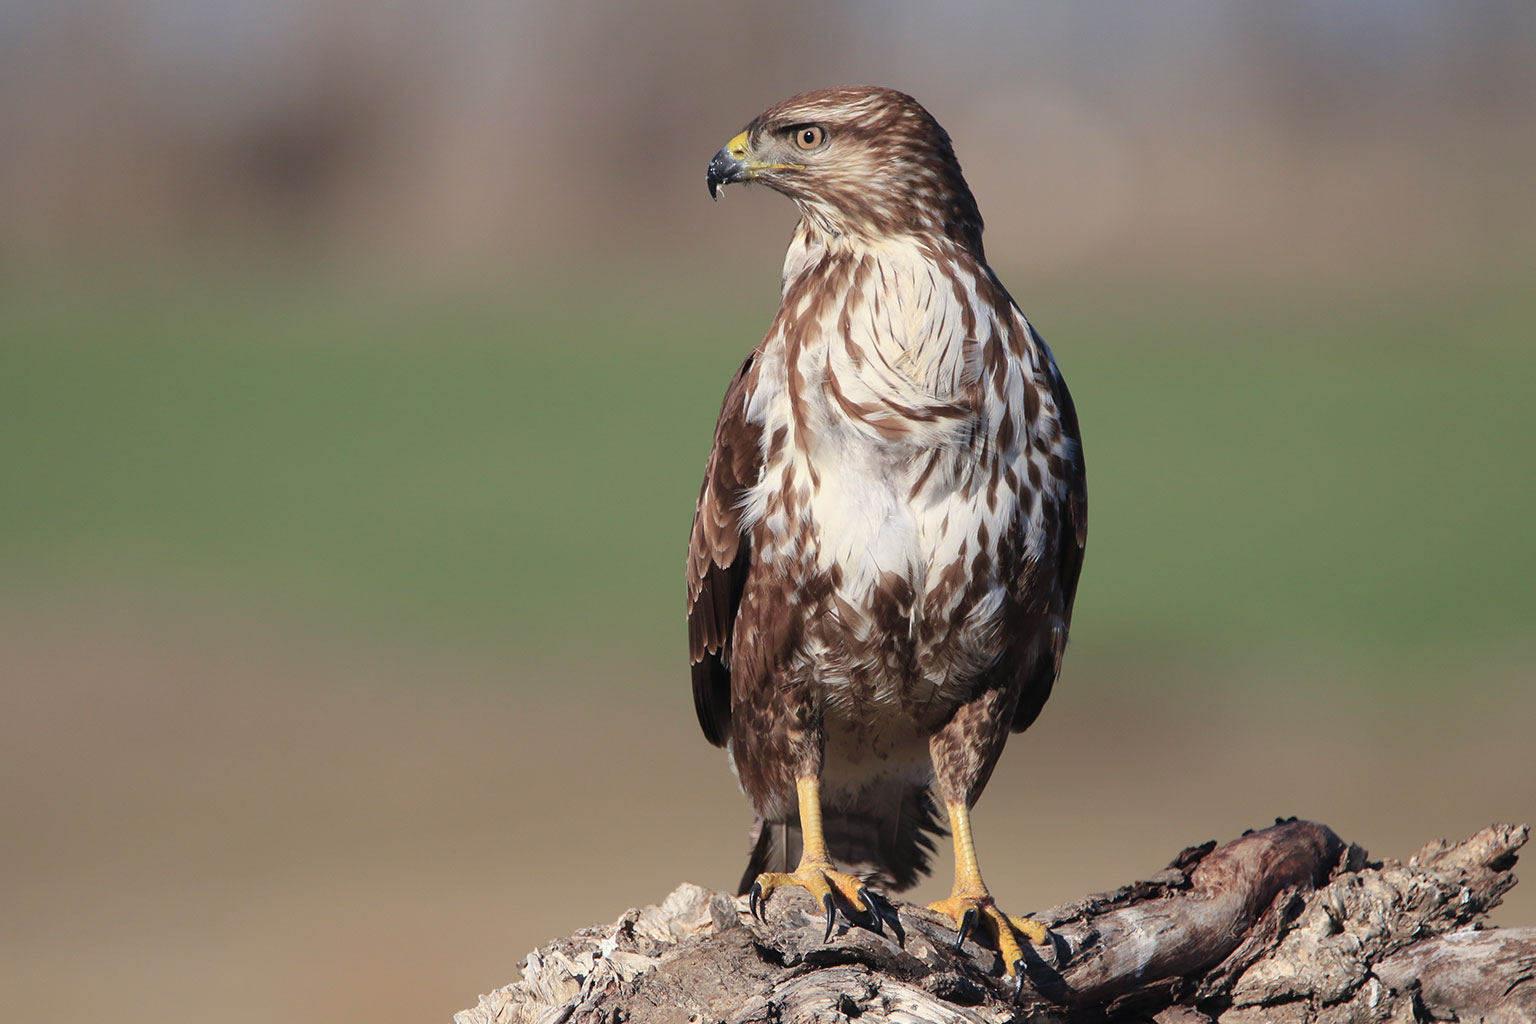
[456,821,1528,1024]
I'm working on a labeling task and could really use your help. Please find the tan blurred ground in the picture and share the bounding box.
[3,599,1530,1024]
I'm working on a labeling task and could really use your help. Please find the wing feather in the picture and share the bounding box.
[686,355,761,747]
[1012,356,1087,733]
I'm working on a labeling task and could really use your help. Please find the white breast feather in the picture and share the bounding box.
[744,240,1063,689]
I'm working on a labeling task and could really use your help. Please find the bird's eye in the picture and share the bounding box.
[794,126,826,151]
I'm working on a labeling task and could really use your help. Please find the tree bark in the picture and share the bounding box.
[455,821,1531,1024]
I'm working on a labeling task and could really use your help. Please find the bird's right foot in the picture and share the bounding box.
[748,862,873,941]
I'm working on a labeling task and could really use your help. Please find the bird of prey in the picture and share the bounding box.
[687,86,1087,982]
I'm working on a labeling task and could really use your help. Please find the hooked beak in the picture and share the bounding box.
[707,131,751,201]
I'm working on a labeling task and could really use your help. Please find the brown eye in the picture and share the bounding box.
[794,126,825,150]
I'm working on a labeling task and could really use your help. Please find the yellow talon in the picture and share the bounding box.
[928,801,1050,980]
[751,864,868,912]
[927,896,1048,973]
[750,863,871,939]
[748,777,876,940]
[1009,914,1050,947]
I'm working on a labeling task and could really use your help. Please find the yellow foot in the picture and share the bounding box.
[927,894,1050,980]
[749,863,872,941]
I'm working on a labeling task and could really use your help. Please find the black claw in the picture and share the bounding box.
[822,893,837,942]
[864,890,903,944]
[885,903,906,946]
[855,887,879,934]
[1012,963,1027,1001]
[955,906,977,951]
[749,882,763,919]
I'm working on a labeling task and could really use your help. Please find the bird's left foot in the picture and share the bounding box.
[927,893,1049,983]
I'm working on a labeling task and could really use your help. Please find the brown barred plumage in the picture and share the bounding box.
[688,88,1087,944]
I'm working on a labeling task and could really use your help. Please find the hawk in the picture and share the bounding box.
[687,87,1087,982]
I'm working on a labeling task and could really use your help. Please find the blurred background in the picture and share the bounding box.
[3,2,1534,1022]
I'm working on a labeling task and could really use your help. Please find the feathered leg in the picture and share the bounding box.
[926,688,1050,986]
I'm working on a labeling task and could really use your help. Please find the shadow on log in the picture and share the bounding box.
[457,821,1533,1023]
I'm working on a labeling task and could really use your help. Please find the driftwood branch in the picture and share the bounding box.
[457,821,1532,1024]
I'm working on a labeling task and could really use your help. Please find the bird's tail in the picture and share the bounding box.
[738,818,800,895]
[737,784,947,895]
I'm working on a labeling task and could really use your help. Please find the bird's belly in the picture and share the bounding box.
[803,447,925,605]
[820,710,933,807]
[787,443,1012,725]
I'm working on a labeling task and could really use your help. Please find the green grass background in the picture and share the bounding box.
[4,272,1532,687]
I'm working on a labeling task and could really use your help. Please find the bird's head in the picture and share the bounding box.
[707,86,984,252]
